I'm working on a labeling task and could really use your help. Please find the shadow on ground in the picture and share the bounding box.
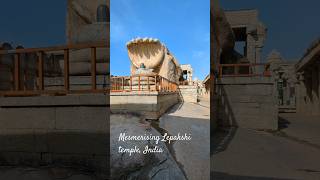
[211,78,238,155]
[211,172,297,180]
[0,131,109,179]
[211,127,237,155]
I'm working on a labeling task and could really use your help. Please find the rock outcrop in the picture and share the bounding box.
[110,114,186,180]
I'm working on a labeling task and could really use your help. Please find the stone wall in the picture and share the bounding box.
[67,0,109,44]
[178,85,198,103]
[215,77,278,130]
[0,94,108,174]
[110,92,179,119]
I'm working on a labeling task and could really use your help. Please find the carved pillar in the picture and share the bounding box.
[255,46,262,64]
[312,65,319,115]
[304,69,313,115]
[296,72,306,114]
[317,62,320,115]
[246,27,257,64]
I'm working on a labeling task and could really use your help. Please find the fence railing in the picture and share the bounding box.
[111,75,178,92]
[218,63,271,77]
[0,41,108,97]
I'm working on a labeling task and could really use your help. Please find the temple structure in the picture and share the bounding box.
[224,9,267,65]
[0,1,109,176]
[180,64,193,85]
[267,50,297,112]
[212,7,278,130]
[295,39,320,116]
[212,5,320,131]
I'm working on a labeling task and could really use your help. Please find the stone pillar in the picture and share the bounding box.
[297,72,307,114]
[318,63,320,116]
[246,34,256,64]
[305,70,313,115]
[255,46,263,64]
[312,65,319,115]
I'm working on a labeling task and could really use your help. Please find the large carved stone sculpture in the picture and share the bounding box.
[67,0,108,44]
[212,0,240,75]
[212,3,235,55]
[126,37,182,83]
[61,0,109,75]
[212,1,244,67]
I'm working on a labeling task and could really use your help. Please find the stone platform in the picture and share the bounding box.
[215,76,278,130]
[178,85,198,103]
[0,94,109,176]
[110,91,179,119]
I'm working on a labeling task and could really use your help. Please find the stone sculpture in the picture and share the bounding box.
[59,0,109,75]
[126,37,182,83]
[67,0,108,43]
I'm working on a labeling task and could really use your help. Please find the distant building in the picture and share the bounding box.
[180,64,193,85]
[267,50,297,112]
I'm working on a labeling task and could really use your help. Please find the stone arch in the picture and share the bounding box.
[97,4,109,22]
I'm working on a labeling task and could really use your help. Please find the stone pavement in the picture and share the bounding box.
[0,166,100,180]
[158,97,210,180]
[212,127,320,180]
[279,113,320,147]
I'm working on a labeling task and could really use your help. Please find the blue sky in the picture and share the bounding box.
[110,0,210,80]
[221,0,320,61]
[1,1,318,73]
[0,1,66,47]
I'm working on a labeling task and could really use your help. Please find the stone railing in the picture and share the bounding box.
[111,75,178,92]
[0,41,108,96]
[218,63,271,77]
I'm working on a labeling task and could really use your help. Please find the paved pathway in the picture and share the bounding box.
[279,113,320,147]
[0,167,99,180]
[212,126,320,180]
[159,98,210,180]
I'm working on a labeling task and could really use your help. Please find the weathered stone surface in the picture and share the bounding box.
[0,166,101,179]
[55,107,108,130]
[67,0,109,44]
[159,100,210,180]
[127,37,182,83]
[65,0,109,75]
[0,108,56,129]
[215,76,278,130]
[111,92,179,119]
[0,94,108,173]
[0,94,108,107]
[110,114,186,180]
[178,85,198,103]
